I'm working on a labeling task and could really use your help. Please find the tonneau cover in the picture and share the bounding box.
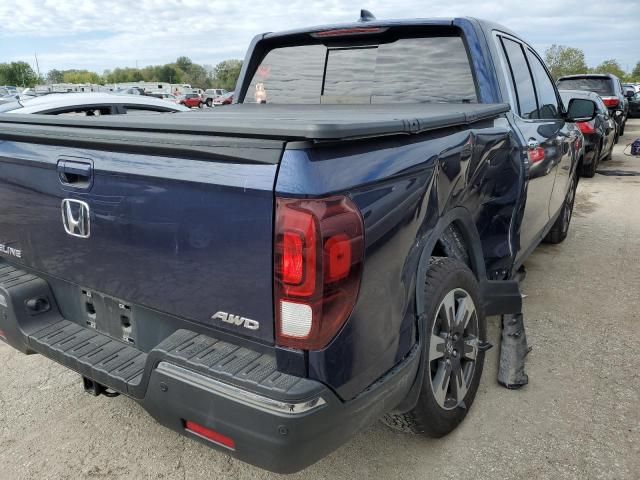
[0,103,510,145]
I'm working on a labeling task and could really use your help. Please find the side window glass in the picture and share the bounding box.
[526,49,560,119]
[500,38,537,119]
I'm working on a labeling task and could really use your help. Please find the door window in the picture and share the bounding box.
[500,37,537,119]
[526,49,560,119]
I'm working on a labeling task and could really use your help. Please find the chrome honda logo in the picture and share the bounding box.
[61,199,90,238]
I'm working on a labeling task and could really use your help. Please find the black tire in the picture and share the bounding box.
[619,121,625,137]
[206,99,213,108]
[544,171,577,244]
[382,257,486,437]
[581,144,599,178]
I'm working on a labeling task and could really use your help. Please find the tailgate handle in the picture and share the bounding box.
[58,160,93,188]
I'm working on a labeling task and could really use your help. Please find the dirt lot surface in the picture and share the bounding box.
[1,120,639,480]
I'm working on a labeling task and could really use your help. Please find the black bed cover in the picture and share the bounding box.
[0,103,510,162]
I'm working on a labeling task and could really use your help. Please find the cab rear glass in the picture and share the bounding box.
[244,31,478,105]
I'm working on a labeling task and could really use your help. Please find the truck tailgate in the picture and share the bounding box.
[0,134,283,344]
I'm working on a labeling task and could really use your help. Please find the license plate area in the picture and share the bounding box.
[81,289,136,346]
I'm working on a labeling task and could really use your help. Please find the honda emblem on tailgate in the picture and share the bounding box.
[61,199,90,238]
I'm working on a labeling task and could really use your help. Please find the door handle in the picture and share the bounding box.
[57,159,93,188]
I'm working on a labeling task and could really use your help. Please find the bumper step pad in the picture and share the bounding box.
[0,260,320,402]
[30,319,147,394]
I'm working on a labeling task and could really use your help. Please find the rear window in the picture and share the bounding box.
[244,35,478,104]
[556,77,614,96]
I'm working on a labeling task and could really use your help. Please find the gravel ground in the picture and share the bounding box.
[1,119,639,480]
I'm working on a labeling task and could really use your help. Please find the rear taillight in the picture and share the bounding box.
[527,146,545,163]
[577,121,596,134]
[602,97,620,108]
[274,196,364,350]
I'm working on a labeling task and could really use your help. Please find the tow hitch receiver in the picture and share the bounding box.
[82,377,120,398]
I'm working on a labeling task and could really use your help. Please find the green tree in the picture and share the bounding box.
[182,63,209,88]
[175,56,193,73]
[592,59,627,79]
[157,65,182,84]
[0,61,40,87]
[46,69,64,83]
[62,69,102,84]
[544,45,588,80]
[630,61,640,82]
[212,59,243,90]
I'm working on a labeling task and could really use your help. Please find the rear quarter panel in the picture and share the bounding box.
[277,120,523,399]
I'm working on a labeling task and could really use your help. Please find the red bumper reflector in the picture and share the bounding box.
[184,420,236,450]
[0,330,6,341]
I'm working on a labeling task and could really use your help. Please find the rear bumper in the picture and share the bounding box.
[0,261,419,473]
[143,348,418,473]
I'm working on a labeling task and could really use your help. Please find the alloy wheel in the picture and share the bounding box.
[429,288,479,410]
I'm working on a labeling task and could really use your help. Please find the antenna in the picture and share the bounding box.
[34,52,41,79]
[358,9,376,22]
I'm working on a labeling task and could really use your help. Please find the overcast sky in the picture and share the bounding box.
[0,1,638,75]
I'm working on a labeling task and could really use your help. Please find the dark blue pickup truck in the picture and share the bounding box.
[0,15,597,473]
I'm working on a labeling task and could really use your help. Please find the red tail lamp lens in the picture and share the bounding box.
[577,121,596,134]
[282,232,304,285]
[527,146,545,163]
[602,97,619,108]
[325,234,351,283]
[274,196,364,350]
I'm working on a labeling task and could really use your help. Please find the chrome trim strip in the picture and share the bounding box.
[156,362,327,415]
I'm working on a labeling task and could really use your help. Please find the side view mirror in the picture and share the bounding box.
[566,98,597,122]
[625,90,635,98]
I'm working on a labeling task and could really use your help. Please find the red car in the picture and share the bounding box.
[179,93,202,108]
[213,91,234,106]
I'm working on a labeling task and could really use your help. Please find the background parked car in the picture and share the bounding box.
[178,93,203,108]
[212,91,234,106]
[623,83,640,94]
[560,89,615,177]
[146,92,181,105]
[117,87,146,95]
[0,92,189,115]
[628,91,640,118]
[557,73,629,138]
[202,88,228,107]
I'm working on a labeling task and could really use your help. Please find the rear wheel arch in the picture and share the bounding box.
[415,209,487,317]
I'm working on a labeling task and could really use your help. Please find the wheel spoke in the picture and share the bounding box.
[429,334,446,362]
[432,361,452,407]
[440,290,456,332]
[453,366,469,404]
[463,336,478,361]
[455,296,475,330]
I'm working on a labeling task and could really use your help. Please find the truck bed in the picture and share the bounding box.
[0,103,510,148]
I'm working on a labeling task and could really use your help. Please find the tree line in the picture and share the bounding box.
[2,49,639,91]
[544,45,640,82]
[0,57,243,91]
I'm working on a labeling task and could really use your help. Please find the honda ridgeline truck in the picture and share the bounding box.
[0,16,597,473]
